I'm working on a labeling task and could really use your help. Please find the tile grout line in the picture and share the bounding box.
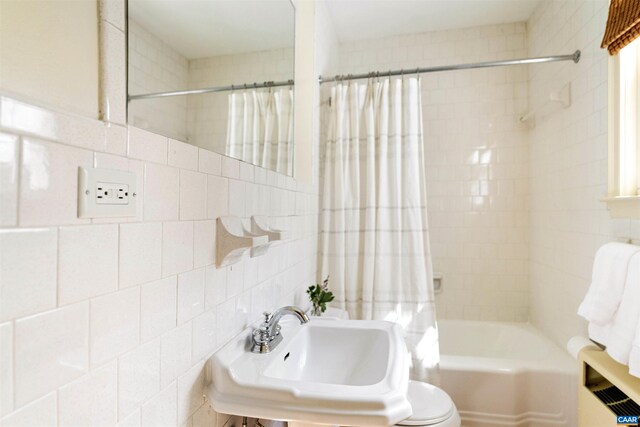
[55,225,61,311]
[10,317,16,418]
[14,135,23,228]
[55,388,60,427]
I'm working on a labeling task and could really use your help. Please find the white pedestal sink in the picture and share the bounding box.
[206,317,411,426]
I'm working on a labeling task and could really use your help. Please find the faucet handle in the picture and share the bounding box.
[253,327,267,341]
[262,312,282,337]
[251,306,306,353]
[252,328,270,352]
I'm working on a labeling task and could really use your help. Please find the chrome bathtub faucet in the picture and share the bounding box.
[251,306,310,353]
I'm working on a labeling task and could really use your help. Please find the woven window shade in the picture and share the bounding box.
[601,0,640,55]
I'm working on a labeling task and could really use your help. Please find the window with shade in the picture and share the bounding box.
[602,0,640,218]
[610,37,640,197]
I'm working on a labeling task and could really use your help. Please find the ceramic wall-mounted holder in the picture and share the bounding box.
[519,82,571,126]
[251,216,290,242]
[217,216,269,267]
[249,216,290,257]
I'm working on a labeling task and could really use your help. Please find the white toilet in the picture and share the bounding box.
[395,381,461,427]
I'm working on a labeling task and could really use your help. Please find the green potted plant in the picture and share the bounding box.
[307,276,335,316]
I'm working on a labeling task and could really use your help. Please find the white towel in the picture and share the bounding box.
[630,338,640,378]
[588,253,640,365]
[627,255,640,378]
[578,242,640,325]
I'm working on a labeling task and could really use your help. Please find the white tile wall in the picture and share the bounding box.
[58,224,119,305]
[191,309,217,363]
[194,220,216,268]
[169,139,199,171]
[215,298,238,346]
[1,392,58,427]
[207,176,229,220]
[141,277,178,342]
[90,288,140,366]
[118,340,161,420]
[0,228,57,322]
[116,409,140,427]
[0,323,14,416]
[128,20,189,141]
[176,361,206,424]
[221,157,239,179]
[0,88,318,426]
[177,269,205,324]
[140,381,178,427]
[162,222,195,277]
[20,138,93,226]
[205,266,227,309]
[128,126,169,164]
[179,170,207,220]
[144,163,180,221]
[0,98,107,152]
[119,222,162,288]
[228,180,246,217]
[199,149,222,175]
[14,303,89,406]
[160,324,192,388]
[527,0,640,347]
[332,23,531,321]
[57,362,118,427]
[0,132,18,226]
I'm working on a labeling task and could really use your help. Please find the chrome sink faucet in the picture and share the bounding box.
[251,306,310,353]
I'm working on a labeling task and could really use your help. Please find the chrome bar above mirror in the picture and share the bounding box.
[128,79,295,101]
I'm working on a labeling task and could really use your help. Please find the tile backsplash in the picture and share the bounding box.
[0,96,319,425]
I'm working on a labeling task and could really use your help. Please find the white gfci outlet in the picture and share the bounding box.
[96,182,129,205]
[78,167,137,218]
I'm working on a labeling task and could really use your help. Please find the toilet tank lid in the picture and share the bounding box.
[396,381,455,426]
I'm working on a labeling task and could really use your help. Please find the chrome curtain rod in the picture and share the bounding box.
[128,50,581,100]
[128,79,294,101]
[318,50,581,83]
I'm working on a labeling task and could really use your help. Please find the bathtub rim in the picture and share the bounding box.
[437,319,578,375]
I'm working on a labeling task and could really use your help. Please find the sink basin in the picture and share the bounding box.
[265,323,390,386]
[206,318,411,426]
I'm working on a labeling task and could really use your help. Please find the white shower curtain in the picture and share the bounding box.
[226,88,293,175]
[320,77,439,381]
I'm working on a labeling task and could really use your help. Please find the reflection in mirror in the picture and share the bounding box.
[127,0,295,175]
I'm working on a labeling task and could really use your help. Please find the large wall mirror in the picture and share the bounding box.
[127,0,295,175]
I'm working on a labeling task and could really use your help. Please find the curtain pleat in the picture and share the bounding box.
[226,88,293,174]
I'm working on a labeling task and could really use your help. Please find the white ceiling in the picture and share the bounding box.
[324,0,542,42]
[129,0,541,60]
[128,0,295,59]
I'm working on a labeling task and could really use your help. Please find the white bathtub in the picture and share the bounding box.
[437,320,578,427]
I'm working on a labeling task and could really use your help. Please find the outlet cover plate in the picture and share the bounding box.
[78,167,138,218]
